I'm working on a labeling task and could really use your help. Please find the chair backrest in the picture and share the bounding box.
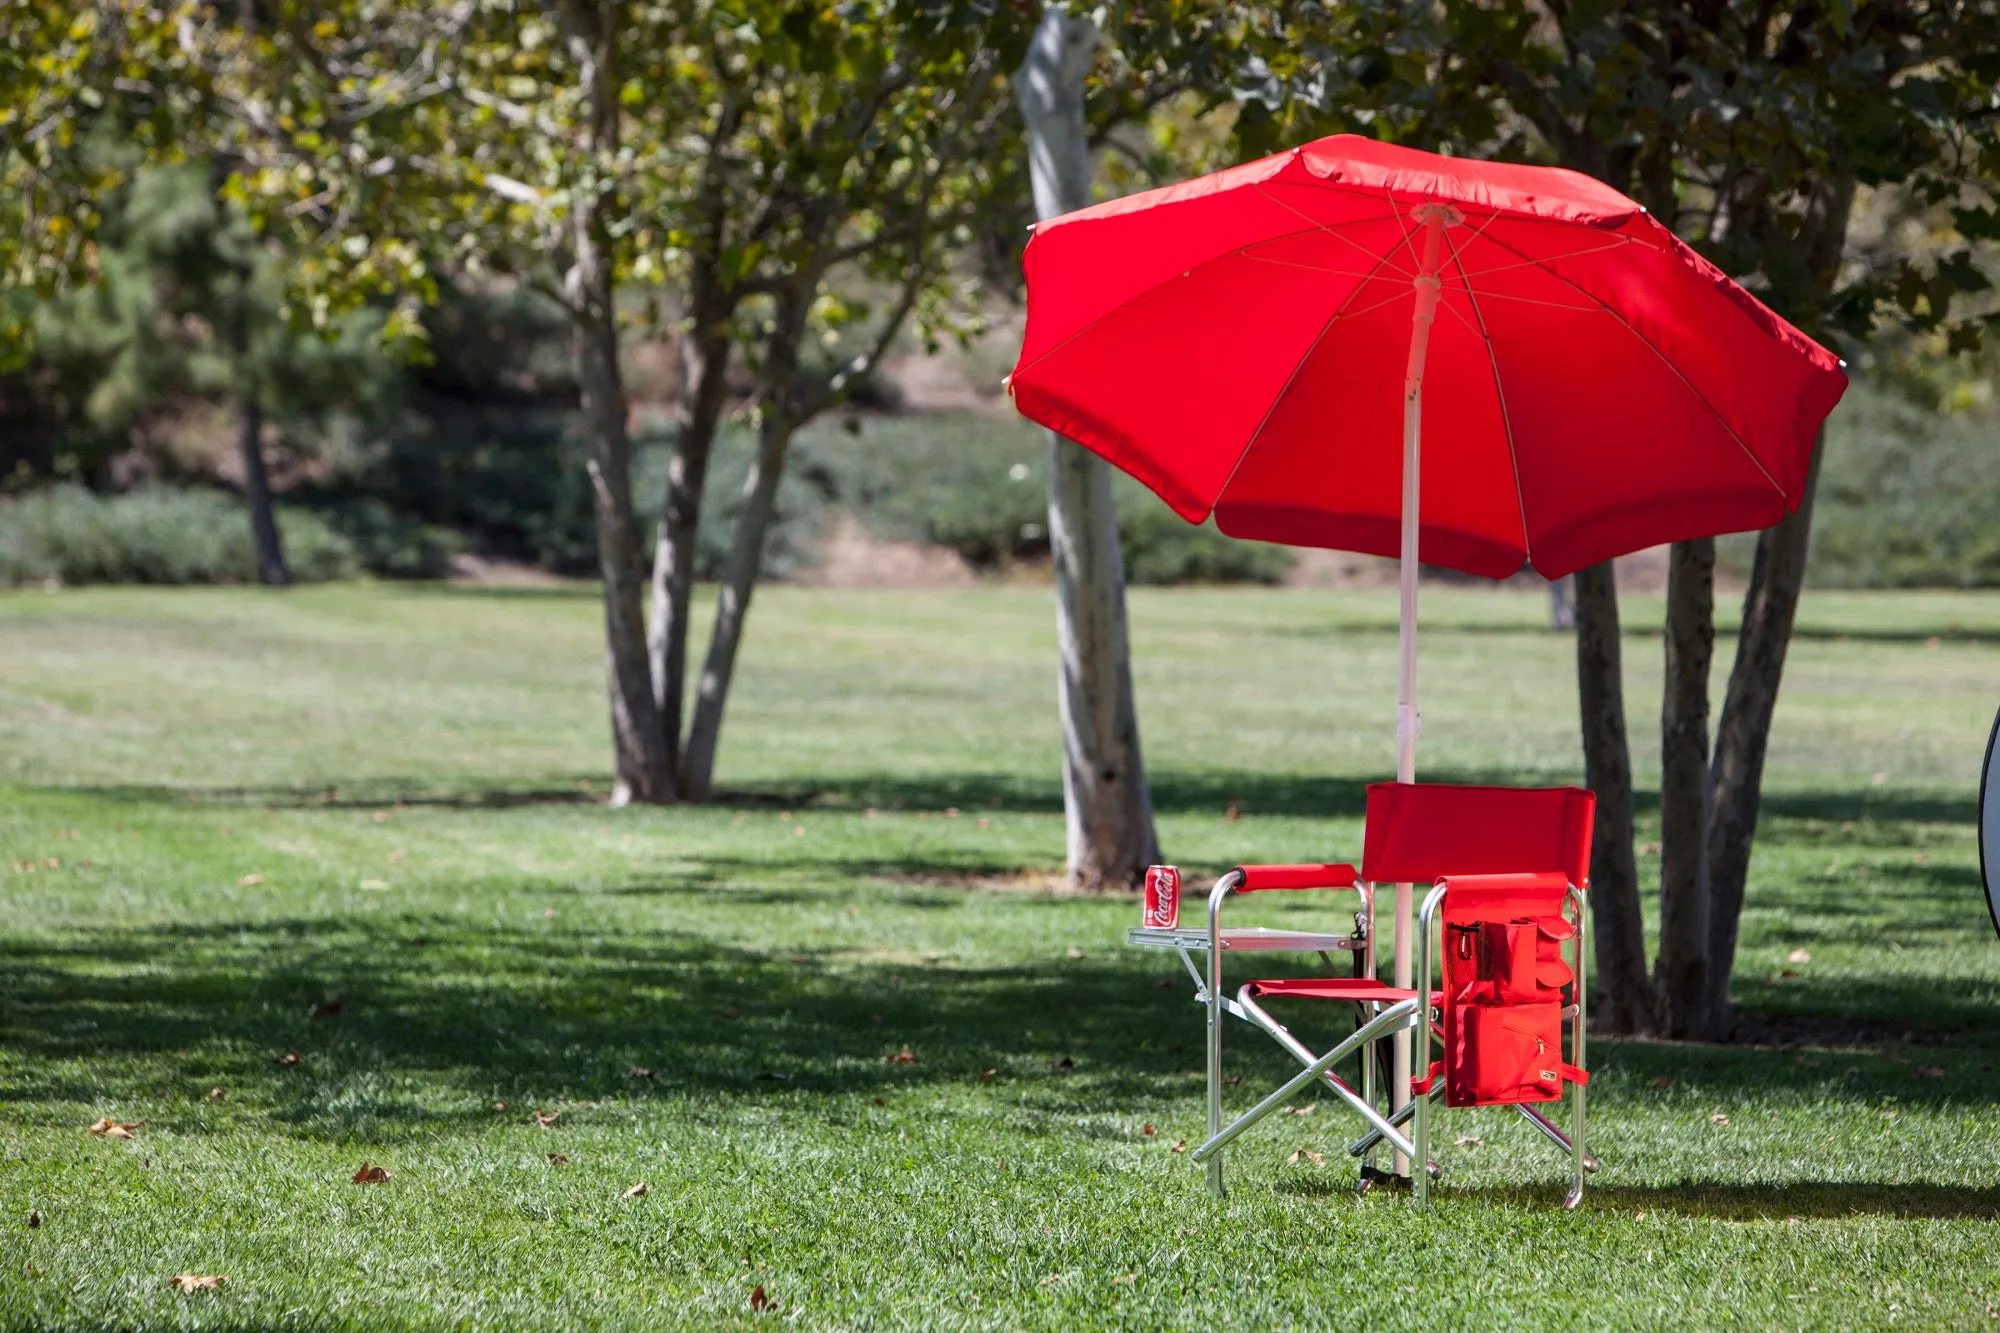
[1360,782,1595,888]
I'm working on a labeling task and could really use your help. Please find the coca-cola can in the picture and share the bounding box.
[1143,865,1181,929]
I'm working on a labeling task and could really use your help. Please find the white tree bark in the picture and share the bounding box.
[1016,8,1160,887]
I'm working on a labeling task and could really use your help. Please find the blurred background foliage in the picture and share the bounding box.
[2,142,1996,590]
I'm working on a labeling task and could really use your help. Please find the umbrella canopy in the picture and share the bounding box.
[1008,135,1848,580]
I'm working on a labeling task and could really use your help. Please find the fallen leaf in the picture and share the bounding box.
[1141,1123,1156,1137]
[203,1087,225,1102]
[169,1274,225,1292]
[1914,851,1929,866]
[1049,1056,1075,1072]
[1066,946,1085,959]
[1286,1149,1325,1165]
[534,1109,561,1129]
[351,1162,389,1184]
[1170,1139,1188,1154]
[622,1182,648,1198]
[1777,969,1799,980]
[977,818,991,829]
[86,1118,140,1138]
[1650,1076,1673,1090]
[309,1000,342,1020]
[979,1069,997,1082]
[492,1101,508,1111]
[28,1210,40,1229]
[238,873,265,886]
[1222,1074,1242,1086]
[54,829,79,840]
[387,850,405,863]
[543,908,555,920]
[546,1153,568,1165]
[371,811,389,824]
[1112,1273,1136,1287]
[1224,799,1242,821]
[885,1044,918,1065]
[1786,948,1812,964]
[720,1007,741,1019]
[628,1067,654,1080]
[274,1052,301,1068]
[871,1097,885,1106]
[1454,1136,1485,1148]
[1288,1103,1316,1117]
[750,1284,774,1312]
[945,807,960,819]
[1915,1065,1946,1079]
[1710,1114,1730,1126]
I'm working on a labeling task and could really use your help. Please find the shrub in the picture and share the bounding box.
[0,485,359,586]
[796,411,1293,582]
[1803,384,2000,588]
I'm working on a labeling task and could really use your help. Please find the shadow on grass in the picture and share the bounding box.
[0,914,1248,1139]
[32,772,1977,825]
[1579,1182,2000,1220]
[2,901,1992,1145]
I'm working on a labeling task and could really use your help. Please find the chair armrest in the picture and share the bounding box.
[1231,863,1360,892]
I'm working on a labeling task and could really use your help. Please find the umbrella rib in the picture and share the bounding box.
[1469,229,1788,502]
[1436,288,1599,314]
[1249,182,1417,278]
[1011,216,1404,380]
[1238,254,1414,282]
[1439,230,1534,566]
[1212,242,1414,508]
[1446,235,1641,283]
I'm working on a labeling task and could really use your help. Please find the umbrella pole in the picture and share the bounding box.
[1391,207,1450,1179]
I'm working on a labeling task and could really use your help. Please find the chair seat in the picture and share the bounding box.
[1245,977,1417,1003]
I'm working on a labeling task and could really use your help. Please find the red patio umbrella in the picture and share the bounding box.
[1007,133,1847,1158]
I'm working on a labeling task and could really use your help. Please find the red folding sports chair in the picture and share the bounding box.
[1188,782,1598,1205]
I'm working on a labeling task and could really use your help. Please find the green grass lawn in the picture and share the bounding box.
[1,582,1996,1330]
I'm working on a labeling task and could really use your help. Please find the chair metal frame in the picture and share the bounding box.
[1162,782,1603,1204]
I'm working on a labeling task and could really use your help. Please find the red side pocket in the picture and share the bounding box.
[1447,1001,1564,1107]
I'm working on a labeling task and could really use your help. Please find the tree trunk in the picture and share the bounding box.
[681,408,793,800]
[237,397,290,587]
[567,3,670,806]
[649,326,730,790]
[1574,561,1650,1032]
[1017,6,1160,888]
[1653,537,1715,1037]
[1547,575,1575,630]
[1703,445,1823,1031]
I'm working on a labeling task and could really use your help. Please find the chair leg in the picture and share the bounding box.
[1565,1084,1587,1210]
[1235,991,1420,1163]
[1192,1000,1419,1164]
[1514,1103,1601,1174]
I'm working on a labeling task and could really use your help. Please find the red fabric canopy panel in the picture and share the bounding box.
[1009,135,1848,579]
